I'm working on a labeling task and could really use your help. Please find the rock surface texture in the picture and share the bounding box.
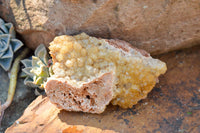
[5,45,200,133]
[0,0,200,54]
[5,96,117,133]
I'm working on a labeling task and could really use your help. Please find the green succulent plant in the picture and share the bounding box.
[21,44,53,89]
[0,18,23,71]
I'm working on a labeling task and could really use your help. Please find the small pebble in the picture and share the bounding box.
[143,6,148,9]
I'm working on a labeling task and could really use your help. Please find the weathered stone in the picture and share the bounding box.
[0,0,200,54]
[5,45,200,132]
[5,96,117,133]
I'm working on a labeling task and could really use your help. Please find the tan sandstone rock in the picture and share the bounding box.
[0,0,200,54]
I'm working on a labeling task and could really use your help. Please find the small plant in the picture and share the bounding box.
[21,44,53,89]
[0,18,27,126]
[0,18,23,71]
[0,18,52,126]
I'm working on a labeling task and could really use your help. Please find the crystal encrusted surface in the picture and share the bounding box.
[49,33,167,108]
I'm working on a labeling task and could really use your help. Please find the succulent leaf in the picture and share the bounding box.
[19,71,28,78]
[0,34,10,54]
[24,77,39,88]
[0,24,8,34]
[10,39,23,52]
[32,56,42,67]
[34,44,48,65]
[21,44,51,89]
[0,18,23,71]
[0,18,5,24]
[4,23,16,38]
[22,67,34,77]
[0,30,4,34]
[0,57,12,71]
[1,45,13,59]
[0,45,14,71]
[21,59,32,68]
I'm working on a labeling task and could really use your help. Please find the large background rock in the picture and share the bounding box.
[0,0,200,54]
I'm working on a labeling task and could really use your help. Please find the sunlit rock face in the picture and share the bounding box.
[0,0,200,54]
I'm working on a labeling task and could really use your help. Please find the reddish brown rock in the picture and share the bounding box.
[5,96,117,133]
[1,0,200,54]
[45,73,115,114]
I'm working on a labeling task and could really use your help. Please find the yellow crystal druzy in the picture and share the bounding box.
[49,33,167,108]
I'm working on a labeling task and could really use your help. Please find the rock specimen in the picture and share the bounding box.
[45,33,167,113]
[0,0,200,54]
